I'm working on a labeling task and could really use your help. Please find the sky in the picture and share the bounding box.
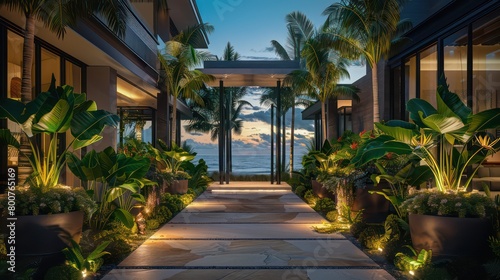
[180,0,366,167]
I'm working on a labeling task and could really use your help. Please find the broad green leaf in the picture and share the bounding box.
[113,208,135,228]
[352,135,412,166]
[436,80,471,123]
[72,135,103,150]
[407,165,433,186]
[407,98,437,128]
[130,193,146,203]
[0,98,33,124]
[468,108,500,132]
[375,122,417,144]
[32,99,72,133]
[0,129,21,149]
[86,240,111,261]
[420,113,465,134]
[66,153,86,180]
[71,110,119,141]
[106,187,125,202]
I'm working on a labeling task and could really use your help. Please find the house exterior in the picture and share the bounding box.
[0,0,207,190]
[305,0,499,150]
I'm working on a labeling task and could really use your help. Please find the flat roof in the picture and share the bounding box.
[199,60,300,87]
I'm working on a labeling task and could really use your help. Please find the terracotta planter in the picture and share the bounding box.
[311,179,336,201]
[8,211,84,278]
[351,183,390,223]
[409,213,492,257]
[168,179,188,194]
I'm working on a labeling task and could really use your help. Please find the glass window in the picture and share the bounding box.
[472,9,500,114]
[65,61,82,92]
[41,48,60,91]
[444,27,468,103]
[405,56,417,102]
[420,45,438,107]
[391,66,402,119]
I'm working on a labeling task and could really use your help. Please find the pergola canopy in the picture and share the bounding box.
[199,60,300,87]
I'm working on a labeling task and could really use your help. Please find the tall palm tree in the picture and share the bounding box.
[184,87,251,141]
[0,0,128,102]
[289,33,360,142]
[158,23,215,144]
[270,11,315,174]
[323,0,412,123]
[221,41,241,61]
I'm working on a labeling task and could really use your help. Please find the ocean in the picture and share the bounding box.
[193,148,308,175]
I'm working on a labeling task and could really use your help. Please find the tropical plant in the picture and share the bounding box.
[0,77,119,192]
[352,77,500,194]
[0,0,127,102]
[289,31,359,142]
[271,11,316,174]
[155,141,195,181]
[158,23,215,143]
[323,0,412,123]
[67,147,155,230]
[63,239,111,276]
[395,246,433,271]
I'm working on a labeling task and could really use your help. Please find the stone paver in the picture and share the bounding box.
[103,182,394,280]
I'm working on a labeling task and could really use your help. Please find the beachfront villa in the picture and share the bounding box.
[1,0,500,279]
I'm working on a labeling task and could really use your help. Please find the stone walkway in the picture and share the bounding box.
[103,182,394,280]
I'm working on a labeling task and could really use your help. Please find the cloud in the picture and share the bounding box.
[253,106,262,110]
[239,108,315,132]
[250,47,274,53]
[240,56,279,60]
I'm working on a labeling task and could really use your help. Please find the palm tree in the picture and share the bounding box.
[289,33,360,142]
[270,11,315,174]
[0,0,128,102]
[184,86,251,141]
[158,23,215,144]
[221,41,241,61]
[323,0,412,123]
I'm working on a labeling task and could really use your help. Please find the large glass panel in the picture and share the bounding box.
[444,27,468,103]
[41,48,60,91]
[65,61,82,92]
[6,31,23,168]
[405,56,417,102]
[420,45,438,107]
[117,107,155,147]
[472,9,500,115]
[391,65,402,119]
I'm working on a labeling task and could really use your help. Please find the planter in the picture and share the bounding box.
[168,179,188,194]
[351,184,390,223]
[311,179,336,201]
[409,213,492,257]
[9,211,84,278]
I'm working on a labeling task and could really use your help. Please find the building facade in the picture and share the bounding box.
[0,0,207,190]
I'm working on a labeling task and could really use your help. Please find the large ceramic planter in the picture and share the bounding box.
[351,183,390,223]
[409,213,492,257]
[311,179,336,201]
[168,179,188,194]
[11,211,84,278]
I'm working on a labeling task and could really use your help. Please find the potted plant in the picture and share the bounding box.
[0,77,119,274]
[155,141,194,194]
[316,130,389,222]
[353,77,500,257]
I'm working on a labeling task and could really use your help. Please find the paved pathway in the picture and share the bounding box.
[103,182,394,280]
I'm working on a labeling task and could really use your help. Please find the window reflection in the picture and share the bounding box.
[41,48,60,91]
[420,45,438,107]
[444,27,468,103]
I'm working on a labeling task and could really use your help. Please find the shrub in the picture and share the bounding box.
[294,185,306,197]
[179,193,195,206]
[162,193,184,214]
[358,225,385,249]
[146,219,160,230]
[314,198,336,214]
[44,265,82,280]
[304,189,317,205]
[326,210,338,222]
[382,214,411,262]
[350,221,367,238]
[151,205,172,224]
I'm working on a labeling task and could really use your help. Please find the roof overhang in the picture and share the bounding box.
[167,0,209,48]
[199,60,300,87]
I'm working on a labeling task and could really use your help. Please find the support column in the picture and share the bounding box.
[225,88,231,184]
[276,80,281,184]
[86,66,117,151]
[156,86,170,147]
[218,80,225,184]
[270,105,274,184]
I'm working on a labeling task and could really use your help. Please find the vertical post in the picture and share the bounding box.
[276,80,281,184]
[219,80,225,184]
[270,105,274,184]
[226,88,231,184]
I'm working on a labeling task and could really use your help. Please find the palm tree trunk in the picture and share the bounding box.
[372,64,379,123]
[22,15,36,102]
[321,101,327,142]
[171,97,177,145]
[289,105,295,177]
